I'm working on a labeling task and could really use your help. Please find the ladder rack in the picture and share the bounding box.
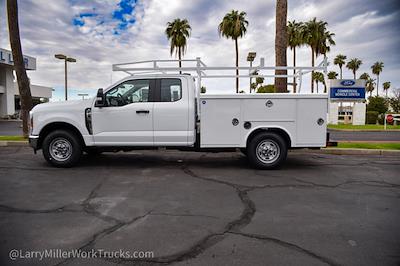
[112,57,328,93]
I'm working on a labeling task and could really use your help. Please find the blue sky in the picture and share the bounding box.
[0,0,399,100]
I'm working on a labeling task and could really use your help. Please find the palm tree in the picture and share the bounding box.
[365,77,376,97]
[7,0,32,138]
[333,54,346,79]
[371,61,384,96]
[165,18,191,73]
[275,0,288,93]
[303,18,335,93]
[218,10,248,93]
[312,71,325,93]
[287,20,303,93]
[359,72,370,80]
[327,71,338,79]
[346,58,362,79]
[383,81,391,97]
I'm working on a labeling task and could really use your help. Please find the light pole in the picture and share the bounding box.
[55,54,76,101]
[247,52,256,93]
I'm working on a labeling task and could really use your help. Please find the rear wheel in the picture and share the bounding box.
[42,130,82,167]
[247,132,287,169]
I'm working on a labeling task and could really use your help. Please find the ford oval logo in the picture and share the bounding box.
[340,80,355,86]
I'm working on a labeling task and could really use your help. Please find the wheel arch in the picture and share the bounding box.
[246,127,292,148]
[38,122,85,149]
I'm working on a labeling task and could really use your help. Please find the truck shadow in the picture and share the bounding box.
[77,151,315,171]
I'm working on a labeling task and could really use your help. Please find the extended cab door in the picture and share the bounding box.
[91,79,155,145]
[153,78,190,145]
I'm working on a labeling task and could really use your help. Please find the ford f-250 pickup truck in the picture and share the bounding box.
[29,58,328,169]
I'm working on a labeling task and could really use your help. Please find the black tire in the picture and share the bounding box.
[42,130,82,167]
[247,132,287,169]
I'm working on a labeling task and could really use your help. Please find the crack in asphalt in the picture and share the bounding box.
[0,204,75,214]
[111,165,346,265]
[228,232,342,266]
[1,152,398,266]
[103,165,257,265]
[149,212,219,219]
[293,178,400,189]
[56,211,152,266]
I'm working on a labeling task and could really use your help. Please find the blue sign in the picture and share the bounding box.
[330,87,365,99]
[340,80,355,86]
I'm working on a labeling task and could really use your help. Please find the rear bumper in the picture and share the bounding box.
[29,135,39,151]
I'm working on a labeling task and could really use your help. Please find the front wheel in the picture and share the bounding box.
[247,132,287,169]
[42,130,82,167]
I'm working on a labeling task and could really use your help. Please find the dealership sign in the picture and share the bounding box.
[329,79,366,101]
[0,48,36,70]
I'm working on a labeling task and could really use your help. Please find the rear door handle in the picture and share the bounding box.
[136,110,150,114]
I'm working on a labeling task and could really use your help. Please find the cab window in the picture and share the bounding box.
[160,79,182,102]
[105,79,149,107]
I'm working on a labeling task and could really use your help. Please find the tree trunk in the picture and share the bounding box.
[339,66,342,79]
[323,82,327,93]
[178,47,182,74]
[274,0,287,93]
[293,47,296,93]
[316,82,318,93]
[353,71,356,80]
[376,75,379,96]
[311,48,314,93]
[7,0,32,138]
[235,38,239,93]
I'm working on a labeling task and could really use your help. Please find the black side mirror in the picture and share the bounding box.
[95,88,105,107]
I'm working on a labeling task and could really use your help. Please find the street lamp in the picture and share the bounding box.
[55,54,76,101]
[77,93,88,100]
[247,52,256,93]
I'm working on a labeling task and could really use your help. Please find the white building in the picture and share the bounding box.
[0,48,52,118]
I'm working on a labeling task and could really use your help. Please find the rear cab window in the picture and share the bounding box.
[160,79,182,102]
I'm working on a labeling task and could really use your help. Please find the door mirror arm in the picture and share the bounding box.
[95,88,106,107]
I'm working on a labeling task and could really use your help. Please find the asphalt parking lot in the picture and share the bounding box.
[0,147,399,266]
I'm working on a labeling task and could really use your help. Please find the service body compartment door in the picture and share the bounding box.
[242,98,296,121]
[200,99,242,147]
[296,98,328,146]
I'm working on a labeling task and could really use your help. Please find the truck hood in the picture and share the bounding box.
[31,98,93,113]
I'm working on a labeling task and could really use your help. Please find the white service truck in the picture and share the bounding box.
[29,58,329,169]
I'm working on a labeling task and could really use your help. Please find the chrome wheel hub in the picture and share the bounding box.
[49,138,72,161]
[256,140,280,164]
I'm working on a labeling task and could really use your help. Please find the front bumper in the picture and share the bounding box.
[29,135,39,151]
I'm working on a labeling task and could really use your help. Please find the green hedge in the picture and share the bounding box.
[366,111,378,124]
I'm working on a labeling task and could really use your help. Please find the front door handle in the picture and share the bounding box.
[136,110,150,114]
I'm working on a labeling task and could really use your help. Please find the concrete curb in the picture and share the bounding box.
[318,148,400,156]
[0,141,28,147]
[328,128,400,132]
